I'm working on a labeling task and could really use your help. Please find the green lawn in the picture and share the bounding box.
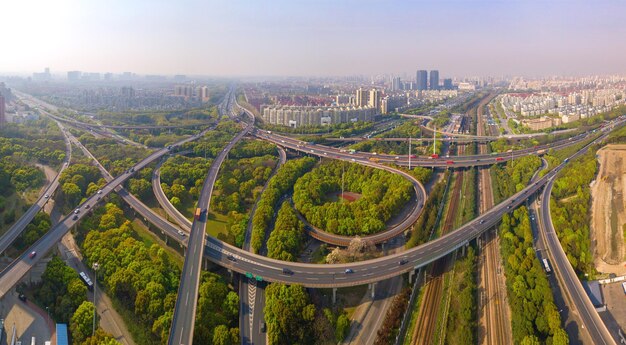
[131,218,184,269]
[204,211,229,238]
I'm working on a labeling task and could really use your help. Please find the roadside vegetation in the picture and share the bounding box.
[490,156,542,203]
[550,149,597,277]
[266,202,305,261]
[374,287,412,344]
[0,120,66,226]
[293,161,413,236]
[74,201,238,344]
[444,247,477,345]
[76,133,153,175]
[251,157,316,253]
[58,164,106,212]
[499,206,568,344]
[405,174,448,248]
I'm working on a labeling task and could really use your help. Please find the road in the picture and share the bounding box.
[167,119,253,345]
[539,170,617,345]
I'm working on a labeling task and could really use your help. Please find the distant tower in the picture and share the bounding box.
[368,89,379,109]
[429,70,439,90]
[0,94,6,124]
[416,70,428,91]
[356,88,369,107]
[391,77,402,91]
[443,78,453,90]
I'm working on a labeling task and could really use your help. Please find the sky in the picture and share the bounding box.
[1,0,625,78]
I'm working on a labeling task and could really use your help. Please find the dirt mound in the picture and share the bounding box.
[591,145,626,274]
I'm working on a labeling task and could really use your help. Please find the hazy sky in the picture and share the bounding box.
[1,0,625,77]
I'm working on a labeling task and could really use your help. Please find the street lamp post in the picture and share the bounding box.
[92,262,99,337]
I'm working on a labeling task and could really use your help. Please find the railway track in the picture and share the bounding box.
[411,143,466,345]
[477,94,512,345]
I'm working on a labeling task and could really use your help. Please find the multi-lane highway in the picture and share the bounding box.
[539,167,617,345]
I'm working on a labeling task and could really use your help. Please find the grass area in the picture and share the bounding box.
[0,193,29,236]
[205,211,230,238]
[131,218,184,269]
[110,296,157,345]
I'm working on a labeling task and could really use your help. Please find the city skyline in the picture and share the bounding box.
[1,0,626,78]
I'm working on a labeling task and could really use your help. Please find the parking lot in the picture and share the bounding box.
[0,291,52,345]
[599,282,626,343]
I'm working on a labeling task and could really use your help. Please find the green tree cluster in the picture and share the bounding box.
[59,164,105,209]
[35,255,88,322]
[491,155,542,203]
[406,176,447,248]
[550,150,597,276]
[15,212,52,250]
[499,207,568,345]
[79,202,237,343]
[264,283,316,345]
[266,202,305,261]
[251,157,316,253]
[293,161,413,236]
[444,247,477,345]
[78,134,152,176]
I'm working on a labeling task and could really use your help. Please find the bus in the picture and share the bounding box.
[79,271,94,290]
[542,258,552,273]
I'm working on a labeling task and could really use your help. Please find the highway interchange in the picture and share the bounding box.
[0,91,622,344]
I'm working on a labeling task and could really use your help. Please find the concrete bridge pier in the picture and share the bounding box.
[332,288,337,304]
[369,283,376,299]
[409,269,415,284]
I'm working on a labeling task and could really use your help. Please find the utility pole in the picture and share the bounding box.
[408,137,412,170]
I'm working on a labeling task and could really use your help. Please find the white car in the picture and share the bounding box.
[177,230,185,236]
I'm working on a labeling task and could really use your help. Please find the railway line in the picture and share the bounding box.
[476,94,512,345]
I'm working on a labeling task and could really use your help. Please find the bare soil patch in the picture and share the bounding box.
[591,144,626,274]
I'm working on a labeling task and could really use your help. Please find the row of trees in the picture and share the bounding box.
[490,155,542,203]
[293,161,413,236]
[59,163,105,210]
[78,202,238,344]
[405,174,448,248]
[266,202,305,261]
[444,247,477,345]
[251,157,316,253]
[373,287,411,344]
[499,207,569,344]
[550,149,597,277]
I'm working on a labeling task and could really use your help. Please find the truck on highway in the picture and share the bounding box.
[495,157,504,161]
[194,208,204,221]
[349,149,356,154]
[542,258,552,273]
[409,154,417,158]
[446,160,454,165]
[536,149,546,155]
[430,153,439,159]
[369,157,379,162]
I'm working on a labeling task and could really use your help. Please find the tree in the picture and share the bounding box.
[213,325,233,345]
[70,301,97,344]
[62,182,82,206]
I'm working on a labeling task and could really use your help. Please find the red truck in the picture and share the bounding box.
[446,160,454,165]
[495,157,504,161]
[409,154,417,158]
[431,154,439,159]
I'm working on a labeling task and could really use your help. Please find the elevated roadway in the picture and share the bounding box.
[540,167,617,344]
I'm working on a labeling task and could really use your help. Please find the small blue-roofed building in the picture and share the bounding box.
[56,323,69,345]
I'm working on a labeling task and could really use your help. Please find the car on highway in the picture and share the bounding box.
[18,294,27,302]
[399,259,408,265]
[282,268,294,275]
[479,219,485,224]
[84,204,90,209]
[227,255,236,262]
[72,215,78,221]
[345,268,354,274]
[28,251,37,259]
[177,230,185,236]
[260,322,267,333]
[74,209,80,214]
[97,190,102,194]
[44,194,49,198]
[351,158,355,162]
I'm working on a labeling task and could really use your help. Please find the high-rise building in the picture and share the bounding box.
[356,88,369,107]
[429,70,439,90]
[443,78,453,90]
[368,89,380,109]
[416,70,428,91]
[0,94,6,124]
[391,77,402,91]
[197,86,210,102]
[67,71,81,81]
